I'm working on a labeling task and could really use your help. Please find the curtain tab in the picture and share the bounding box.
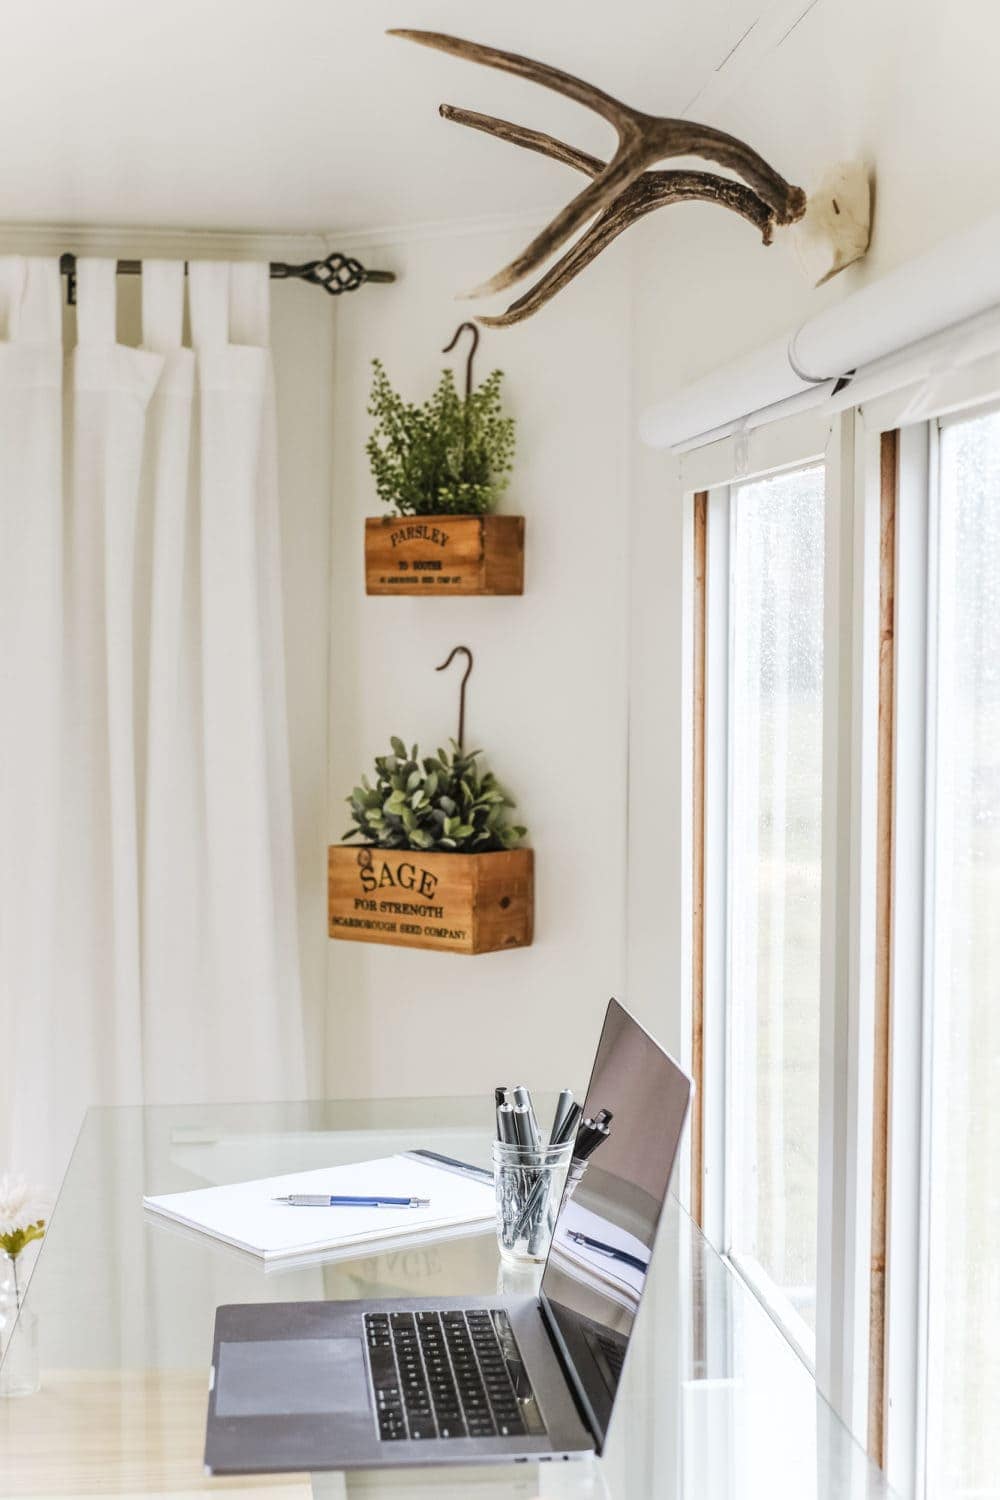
[142,261,185,353]
[75,259,118,346]
[188,261,270,349]
[229,262,270,348]
[188,262,230,349]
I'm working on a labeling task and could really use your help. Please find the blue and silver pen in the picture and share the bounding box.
[566,1229,649,1274]
[272,1194,430,1208]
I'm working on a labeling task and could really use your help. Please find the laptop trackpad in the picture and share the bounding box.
[215,1338,369,1417]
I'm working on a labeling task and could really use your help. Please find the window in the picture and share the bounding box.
[924,408,1000,1499]
[693,445,833,1367]
[675,382,1000,1492]
[727,465,826,1355]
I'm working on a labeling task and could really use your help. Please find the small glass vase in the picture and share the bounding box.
[0,1252,40,1399]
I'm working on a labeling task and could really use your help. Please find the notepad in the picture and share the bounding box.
[547,1201,649,1310]
[143,1152,495,1264]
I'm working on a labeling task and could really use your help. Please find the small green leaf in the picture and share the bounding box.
[390,735,406,759]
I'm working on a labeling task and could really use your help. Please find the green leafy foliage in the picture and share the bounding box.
[342,739,527,853]
[366,358,516,516]
[0,1219,45,1260]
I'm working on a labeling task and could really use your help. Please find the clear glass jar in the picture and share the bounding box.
[0,1253,40,1399]
[492,1139,574,1266]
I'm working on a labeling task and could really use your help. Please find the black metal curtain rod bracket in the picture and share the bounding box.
[58,250,395,306]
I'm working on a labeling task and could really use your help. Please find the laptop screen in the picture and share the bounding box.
[539,999,691,1451]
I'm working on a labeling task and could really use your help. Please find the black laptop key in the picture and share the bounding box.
[366,1342,398,1394]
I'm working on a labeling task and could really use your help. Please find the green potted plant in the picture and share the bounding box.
[363,329,524,596]
[328,738,533,954]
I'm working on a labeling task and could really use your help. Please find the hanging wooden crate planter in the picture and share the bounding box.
[364,513,524,596]
[365,324,522,596]
[328,844,534,954]
[331,650,531,954]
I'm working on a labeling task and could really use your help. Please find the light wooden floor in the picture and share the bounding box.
[0,1369,313,1498]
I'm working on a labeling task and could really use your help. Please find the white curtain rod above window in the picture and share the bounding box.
[641,209,1000,451]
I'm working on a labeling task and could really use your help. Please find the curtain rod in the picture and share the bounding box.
[58,249,395,306]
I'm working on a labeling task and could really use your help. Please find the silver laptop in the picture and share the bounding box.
[204,997,692,1473]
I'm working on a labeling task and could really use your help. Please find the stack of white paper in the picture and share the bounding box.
[143,1153,494,1264]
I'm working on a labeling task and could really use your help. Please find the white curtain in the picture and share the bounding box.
[0,256,306,1189]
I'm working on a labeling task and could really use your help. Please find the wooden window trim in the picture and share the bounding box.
[868,429,898,1464]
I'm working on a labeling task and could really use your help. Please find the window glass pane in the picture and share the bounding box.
[926,410,1000,1499]
[728,464,825,1352]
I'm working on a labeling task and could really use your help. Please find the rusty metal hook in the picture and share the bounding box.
[441,321,480,401]
[435,645,474,751]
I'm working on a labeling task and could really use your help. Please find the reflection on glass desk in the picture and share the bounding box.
[0,1100,899,1499]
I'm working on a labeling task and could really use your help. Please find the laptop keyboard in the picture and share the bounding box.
[364,1309,544,1442]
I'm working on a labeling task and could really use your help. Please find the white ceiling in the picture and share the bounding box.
[0,0,773,238]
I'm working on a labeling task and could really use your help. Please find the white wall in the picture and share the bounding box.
[626,0,1000,1057]
[323,0,1000,1090]
[325,223,632,1102]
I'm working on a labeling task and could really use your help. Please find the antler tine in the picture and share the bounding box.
[440,103,605,179]
[479,171,776,328]
[388,29,638,133]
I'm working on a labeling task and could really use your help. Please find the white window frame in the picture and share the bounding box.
[678,409,876,1440]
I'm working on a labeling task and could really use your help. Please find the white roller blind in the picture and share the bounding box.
[641,210,1000,452]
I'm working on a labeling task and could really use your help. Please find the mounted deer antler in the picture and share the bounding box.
[439,106,778,327]
[389,29,809,325]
